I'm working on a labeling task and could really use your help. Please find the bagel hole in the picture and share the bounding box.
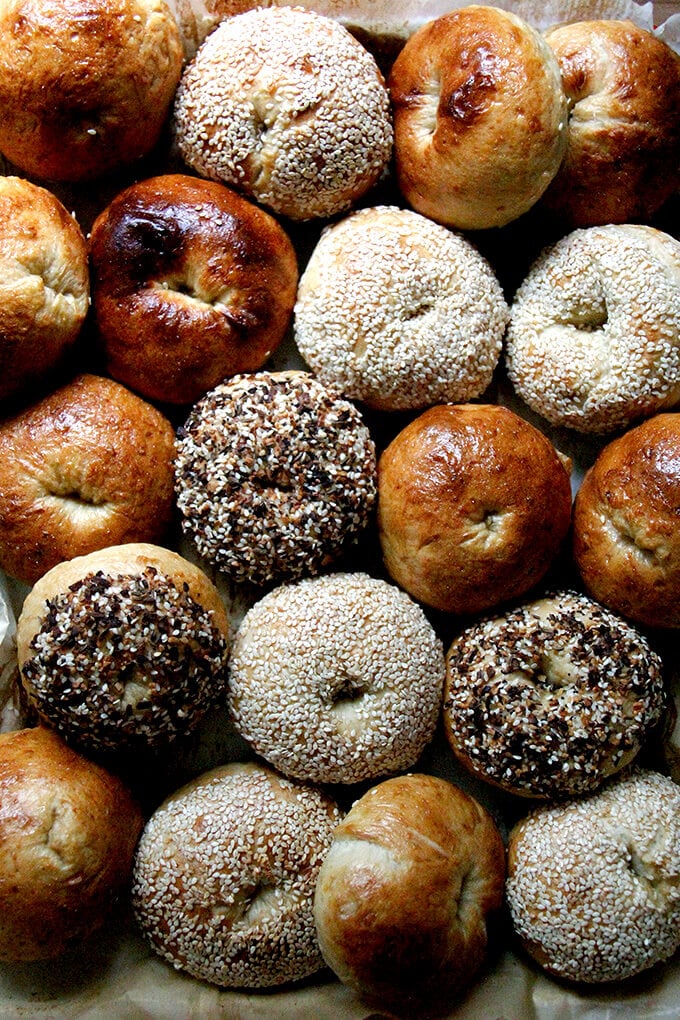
[329,675,368,708]
[400,299,434,322]
[608,516,660,565]
[223,879,281,926]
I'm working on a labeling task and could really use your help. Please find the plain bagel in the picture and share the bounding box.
[89,174,298,406]
[0,373,177,585]
[387,6,567,229]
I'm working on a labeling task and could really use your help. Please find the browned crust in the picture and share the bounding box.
[542,20,680,226]
[573,412,680,628]
[89,175,298,405]
[0,374,177,584]
[377,403,573,615]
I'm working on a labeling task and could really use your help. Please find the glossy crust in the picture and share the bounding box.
[16,543,230,752]
[0,0,183,182]
[573,413,680,628]
[133,761,343,988]
[0,726,143,961]
[388,6,567,229]
[377,403,573,615]
[313,773,506,1011]
[0,374,177,584]
[0,177,89,403]
[542,20,680,227]
[89,175,298,405]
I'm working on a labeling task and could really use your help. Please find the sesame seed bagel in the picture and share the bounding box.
[89,174,298,406]
[0,176,89,405]
[443,590,665,800]
[0,374,177,585]
[132,761,343,988]
[294,206,509,412]
[507,769,680,983]
[16,543,230,753]
[172,6,393,221]
[573,413,680,629]
[505,224,680,434]
[228,573,445,784]
[0,0,183,182]
[174,371,377,587]
[388,6,567,230]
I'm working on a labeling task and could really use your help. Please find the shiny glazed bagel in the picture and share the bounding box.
[313,773,506,1011]
[0,0,183,182]
[573,412,680,628]
[89,174,299,405]
[388,5,567,229]
[542,19,680,227]
[377,403,573,615]
[0,726,143,961]
[0,176,89,405]
[0,374,176,584]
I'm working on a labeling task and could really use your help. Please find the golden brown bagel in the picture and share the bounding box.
[377,403,573,615]
[0,374,176,584]
[0,726,143,961]
[0,0,183,181]
[388,6,567,229]
[0,177,89,405]
[89,175,298,405]
[542,20,680,227]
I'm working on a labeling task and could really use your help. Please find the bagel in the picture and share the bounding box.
[172,6,393,220]
[0,726,143,961]
[89,174,298,406]
[0,374,176,585]
[444,590,665,799]
[573,412,680,629]
[0,0,183,182]
[16,543,230,753]
[313,773,506,1011]
[294,205,508,411]
[507,769,680,983]
[387,6,567,229]
[542,19,680,227]
[377,403,573,616]
[227,572,445,784]
[174,371,377,587]
[0,177,89,405]
[505,224,680,433]
[132,761,342,988]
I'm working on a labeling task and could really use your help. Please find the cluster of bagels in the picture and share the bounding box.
[0,0,679,1015]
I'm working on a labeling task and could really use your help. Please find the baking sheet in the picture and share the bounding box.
[0,1,679,1017]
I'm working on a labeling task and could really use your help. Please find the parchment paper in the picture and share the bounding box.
[0,1,679,1017]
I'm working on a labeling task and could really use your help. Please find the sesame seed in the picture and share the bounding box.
[294,205,509,411]
[132,762,342,988]
[443,590,665,798]
[174,372,377,587]
[228,572,445,784]
[172,7,393,221]
[505,224,680,433]
[507,769,680,983]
